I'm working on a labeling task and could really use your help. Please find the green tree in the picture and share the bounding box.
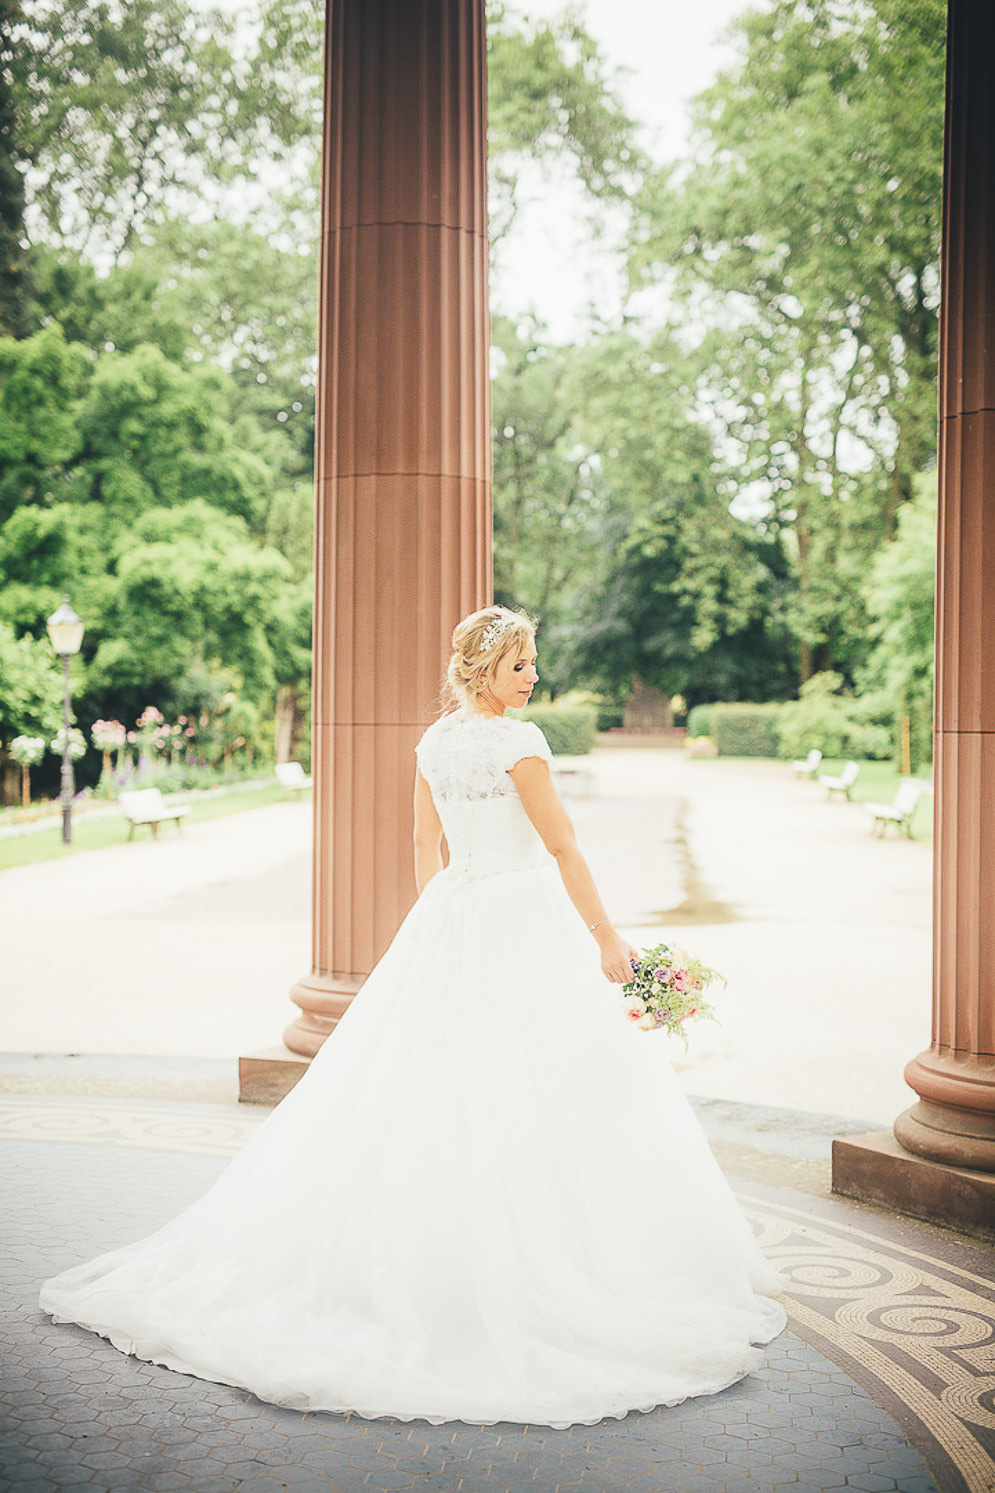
[486,4,643,243]
[127,221,319,473]
[559,330,793,705]
[631,0,945,681]
[0,323,87,521]
[0,619,62,745]
[491,317,605,628]
[28,247,192,362]
[860,470,936,769]
[0,0,31,335]
[76,344,274,530]
[87,500,296,711]
[0,501,109,637]
[14,0,315,259]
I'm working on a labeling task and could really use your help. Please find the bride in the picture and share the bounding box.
[40,605,785,1428]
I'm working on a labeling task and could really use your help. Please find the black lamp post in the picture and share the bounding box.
[46,597,85,845]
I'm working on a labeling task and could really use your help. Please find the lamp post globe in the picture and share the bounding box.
[46,597,85,846]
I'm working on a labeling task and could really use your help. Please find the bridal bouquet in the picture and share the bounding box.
[621,941,723,1048]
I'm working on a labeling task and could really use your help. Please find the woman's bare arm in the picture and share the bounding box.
[413,769,445,893]
[510,756,638,984]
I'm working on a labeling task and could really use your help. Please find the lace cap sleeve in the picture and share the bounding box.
[504,718,552,772]
[414,717,443,774]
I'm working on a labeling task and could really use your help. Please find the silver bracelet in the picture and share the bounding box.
[589,918,609,933]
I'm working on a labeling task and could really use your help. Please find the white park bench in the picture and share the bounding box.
[119,788,190,840]
[275,761,313,796]
[818,760,860,801]
[791,748,823,778]
[864,779,931,837]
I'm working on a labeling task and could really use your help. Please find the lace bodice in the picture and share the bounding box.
[415,709,553,879]
[416,710,551,803]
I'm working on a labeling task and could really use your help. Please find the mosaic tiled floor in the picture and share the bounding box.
[2,1096,993,1493]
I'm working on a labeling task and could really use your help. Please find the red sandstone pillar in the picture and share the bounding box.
[284,0,491,1058]
[894,0,995,1173]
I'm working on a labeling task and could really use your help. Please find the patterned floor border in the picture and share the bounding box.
[741,1191,995,1493]
[3,1095,994,1493]
[0,1093,263,1156]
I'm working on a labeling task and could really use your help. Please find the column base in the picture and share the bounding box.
[239,972,365,1104]
[284,970,363,1057]
[894,1098,995,1173]
[832,1131,995,1240]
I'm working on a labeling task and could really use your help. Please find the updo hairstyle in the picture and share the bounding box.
[443,606,535,710]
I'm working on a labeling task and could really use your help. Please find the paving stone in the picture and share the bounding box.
[249,1445,307,1467]
[213,1403,263,1422]
[301,1448,356,1470]
[383,1480,457,1493]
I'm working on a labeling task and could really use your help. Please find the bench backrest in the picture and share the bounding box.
[804,749,822,770]
[119,788,167,815]
[840,761,860,787]
[275,761,308,786]
[894,779,929,812]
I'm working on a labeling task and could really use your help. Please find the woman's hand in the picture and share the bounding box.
[595,926,640,985]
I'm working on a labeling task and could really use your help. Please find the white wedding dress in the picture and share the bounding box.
[40,709,785,1428]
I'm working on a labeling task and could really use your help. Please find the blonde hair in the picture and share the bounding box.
[443,606,535,710]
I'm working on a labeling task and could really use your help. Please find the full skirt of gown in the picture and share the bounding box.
[39,807,786,1427]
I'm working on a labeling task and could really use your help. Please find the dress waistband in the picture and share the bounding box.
[445,857,550,884]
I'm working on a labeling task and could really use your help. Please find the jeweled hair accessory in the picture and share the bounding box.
[479,615,518,654]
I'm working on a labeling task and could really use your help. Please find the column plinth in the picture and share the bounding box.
[240,0,491,1103]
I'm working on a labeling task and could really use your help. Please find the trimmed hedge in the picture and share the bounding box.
[517,702,598,756]
[596,701,625,731]
[712,703,784,758]
[686,704,714,739]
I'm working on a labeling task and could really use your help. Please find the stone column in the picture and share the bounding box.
[895,0,995,1176]
[833,0,995,1229]
[240,0,491,1101]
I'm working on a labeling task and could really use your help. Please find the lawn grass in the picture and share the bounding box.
[0,782,293,874]
[800,757,934,842]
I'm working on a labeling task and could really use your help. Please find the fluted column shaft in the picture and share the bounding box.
[286,0,491,1055]
[895,0,995,1171]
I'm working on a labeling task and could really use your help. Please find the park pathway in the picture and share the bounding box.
[0,746,931,1123]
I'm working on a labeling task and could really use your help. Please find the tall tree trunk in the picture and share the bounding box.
[274,684,297,763]
[799,639,813,684]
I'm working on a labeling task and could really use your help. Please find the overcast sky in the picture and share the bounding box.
[492,0,756,339]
